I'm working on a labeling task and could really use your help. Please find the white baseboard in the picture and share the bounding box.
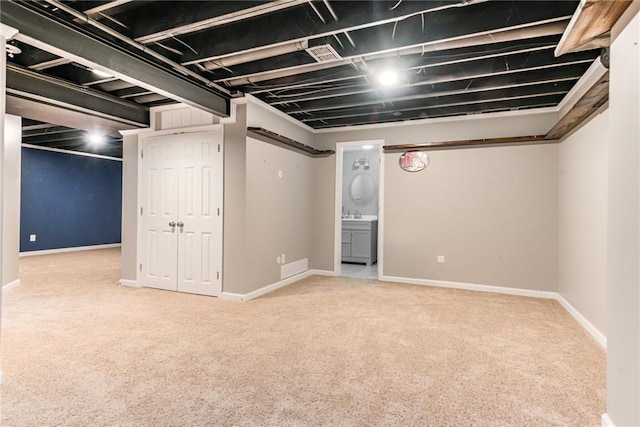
[119,279,142,288]
[221,269,335,302]
[602,413,615,427]
[20,243,121,257]
[2,279,20,293]
[380,275,558,299]
[380,275,606,348]
[556,294,606,348]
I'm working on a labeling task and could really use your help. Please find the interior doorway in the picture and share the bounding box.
[334,140,384,280]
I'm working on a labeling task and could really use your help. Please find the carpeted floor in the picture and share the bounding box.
[1,248,605,426]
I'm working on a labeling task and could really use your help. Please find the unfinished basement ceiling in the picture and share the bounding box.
[2,0,602,156]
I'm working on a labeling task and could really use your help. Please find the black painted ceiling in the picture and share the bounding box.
[3,0,600,157]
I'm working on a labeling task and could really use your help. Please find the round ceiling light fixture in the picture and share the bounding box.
[377,69,399,87]
[6,44,21,58]
[87,133,105,146]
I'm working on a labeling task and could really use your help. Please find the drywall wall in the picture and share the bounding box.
[245,137,313,290]
[246,95,315,147]
[310,155,335,271]
[20,147,122,252]
[120,132,139,281]
[383,143,558,291]
[314,109,559,151]
[222,102,248,295]
[607,7,640,426]
[342,148,380,216]
[557,108,608,336]
[3,114,20,286]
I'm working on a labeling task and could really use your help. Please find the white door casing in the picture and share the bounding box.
[138,128,223,297]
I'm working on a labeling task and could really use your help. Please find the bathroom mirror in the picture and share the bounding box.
[350,173,376,204]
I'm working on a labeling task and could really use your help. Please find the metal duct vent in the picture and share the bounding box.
[305,44,342,62]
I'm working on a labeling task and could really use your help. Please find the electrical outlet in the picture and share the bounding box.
[437,255,445,263]
[276,256,282,264]
[281,254,286,264]
[30,234,36,242]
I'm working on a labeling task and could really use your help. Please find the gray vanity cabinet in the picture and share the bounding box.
[341,220,378,265]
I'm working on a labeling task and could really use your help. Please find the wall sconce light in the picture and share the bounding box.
[352,158,370,170]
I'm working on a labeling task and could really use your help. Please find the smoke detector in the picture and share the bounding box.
[6,44,21,58]
[305,44,341,63]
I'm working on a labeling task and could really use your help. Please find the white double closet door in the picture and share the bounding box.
[138,128,223,297]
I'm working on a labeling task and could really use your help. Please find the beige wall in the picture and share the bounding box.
[222,102,248,295]
[557,108,608,335]
[383,143,558,290]
[245,137,313,291]
[314,109,559,151]
[310,156,335,271]
[120,132,139,281]
[3,114,21,287]
[607,6,640,425]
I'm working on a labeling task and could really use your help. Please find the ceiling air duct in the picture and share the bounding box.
[306,44,342,62]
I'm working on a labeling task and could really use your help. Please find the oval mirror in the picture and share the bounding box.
[350,173,375,204]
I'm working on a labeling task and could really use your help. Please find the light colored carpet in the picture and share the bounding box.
[1,248,605,426]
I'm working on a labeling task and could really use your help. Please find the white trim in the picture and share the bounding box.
[380,275,558,299]
[556,294,607,348]
[1,24,19,39]
[0,371,5,386]
[21,143,122,162]
[19,243,121,257]
[334,140,385,278]
[2,279,20,293]
[220,269,335,302]
[601,413,615,427]
[380,275,608,347]
[245,94,316,133]
[137,123,223,139]
[119,279,142,288]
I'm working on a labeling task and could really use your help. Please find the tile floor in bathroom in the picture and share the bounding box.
[340,262,378,280]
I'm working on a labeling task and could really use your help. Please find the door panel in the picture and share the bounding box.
[177,130,222,296]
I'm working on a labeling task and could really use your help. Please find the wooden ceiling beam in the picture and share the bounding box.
[555,0,632,56]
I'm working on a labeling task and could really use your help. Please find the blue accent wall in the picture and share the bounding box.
[20,148,122,252]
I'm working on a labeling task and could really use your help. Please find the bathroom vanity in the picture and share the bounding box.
[341,217,378,266]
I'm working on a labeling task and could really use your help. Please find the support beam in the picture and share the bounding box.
[0,1,229,117]
[6,63,149,128]
[555,0,632,56]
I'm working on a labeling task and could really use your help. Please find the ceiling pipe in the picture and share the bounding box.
[223,18,570,87]
[41,0,231,95]
[202,40,309,71]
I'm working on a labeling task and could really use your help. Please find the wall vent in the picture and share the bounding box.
[305,44,342,63]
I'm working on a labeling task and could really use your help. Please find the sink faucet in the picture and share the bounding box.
[355,210,361,219]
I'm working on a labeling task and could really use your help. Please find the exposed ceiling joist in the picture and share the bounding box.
[0,1,230,117]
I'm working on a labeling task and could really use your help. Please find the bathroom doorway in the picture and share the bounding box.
[334,140,384,280]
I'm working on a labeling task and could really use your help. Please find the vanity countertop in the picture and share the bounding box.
[342,215,378,222]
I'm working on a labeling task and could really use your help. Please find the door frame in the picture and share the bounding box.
[136,125,224,296]
[333,139,385,278]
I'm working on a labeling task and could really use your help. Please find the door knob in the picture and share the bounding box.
[177,221,184,229]
[168,221,176,227]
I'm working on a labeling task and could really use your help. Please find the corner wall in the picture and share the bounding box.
[120,132,139,281]
[2,114,20,286]
[557,108,608,336]
[606,6,640,425]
